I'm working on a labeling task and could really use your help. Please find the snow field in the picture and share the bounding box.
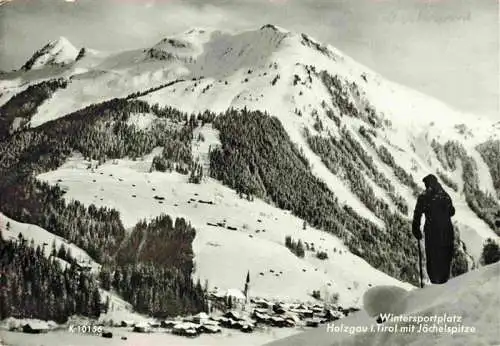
[37,153,413,307]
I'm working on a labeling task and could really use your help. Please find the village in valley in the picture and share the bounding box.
[3,281,356,342]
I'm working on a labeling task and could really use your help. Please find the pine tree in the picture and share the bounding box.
[91,288,102,318]
[51,240,57,257]
[481,238,500,265]
[99,268,112,291]
[296,240,305,258]
[112,268,121,290]
[57,244,67,260]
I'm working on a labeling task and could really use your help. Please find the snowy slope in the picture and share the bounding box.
[0,213,153,327]
[134,26,497,254]
[37,151,413,307]
[97,289,152,325]
[266,262,500,346]
[0,213,100,272]
[22,37,79,71]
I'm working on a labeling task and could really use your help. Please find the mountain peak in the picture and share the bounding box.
[21,36,79,71]
[51,36,72,46]
[146,28,216,63]
[260,24,290,34]
[183,27,209,35]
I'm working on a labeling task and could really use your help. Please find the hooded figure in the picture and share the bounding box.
[412,174,455,284]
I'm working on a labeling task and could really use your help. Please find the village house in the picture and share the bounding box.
[22,321,50,334]
[132,322,150,333]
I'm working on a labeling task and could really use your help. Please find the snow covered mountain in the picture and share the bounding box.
[0,25,499,323]
[21,36,81,71]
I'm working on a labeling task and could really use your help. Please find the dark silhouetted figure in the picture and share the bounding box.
[412,174,455,284]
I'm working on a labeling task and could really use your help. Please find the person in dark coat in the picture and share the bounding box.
[412,174,455,284]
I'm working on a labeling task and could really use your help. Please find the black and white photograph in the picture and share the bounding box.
[0,0,498,345]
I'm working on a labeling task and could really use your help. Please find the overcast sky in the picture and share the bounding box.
[0,0,498,119]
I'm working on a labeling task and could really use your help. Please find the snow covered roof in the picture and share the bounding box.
[23,321,49,330]
[254,311,270,320]
[201,320,219,326]
[133,322,149,328]
[283,312,301,323]
[210,289,226,298]
[201,325,221,332]
[193,312,209,320]
[226,288,246,300]
[173,322,199,330]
